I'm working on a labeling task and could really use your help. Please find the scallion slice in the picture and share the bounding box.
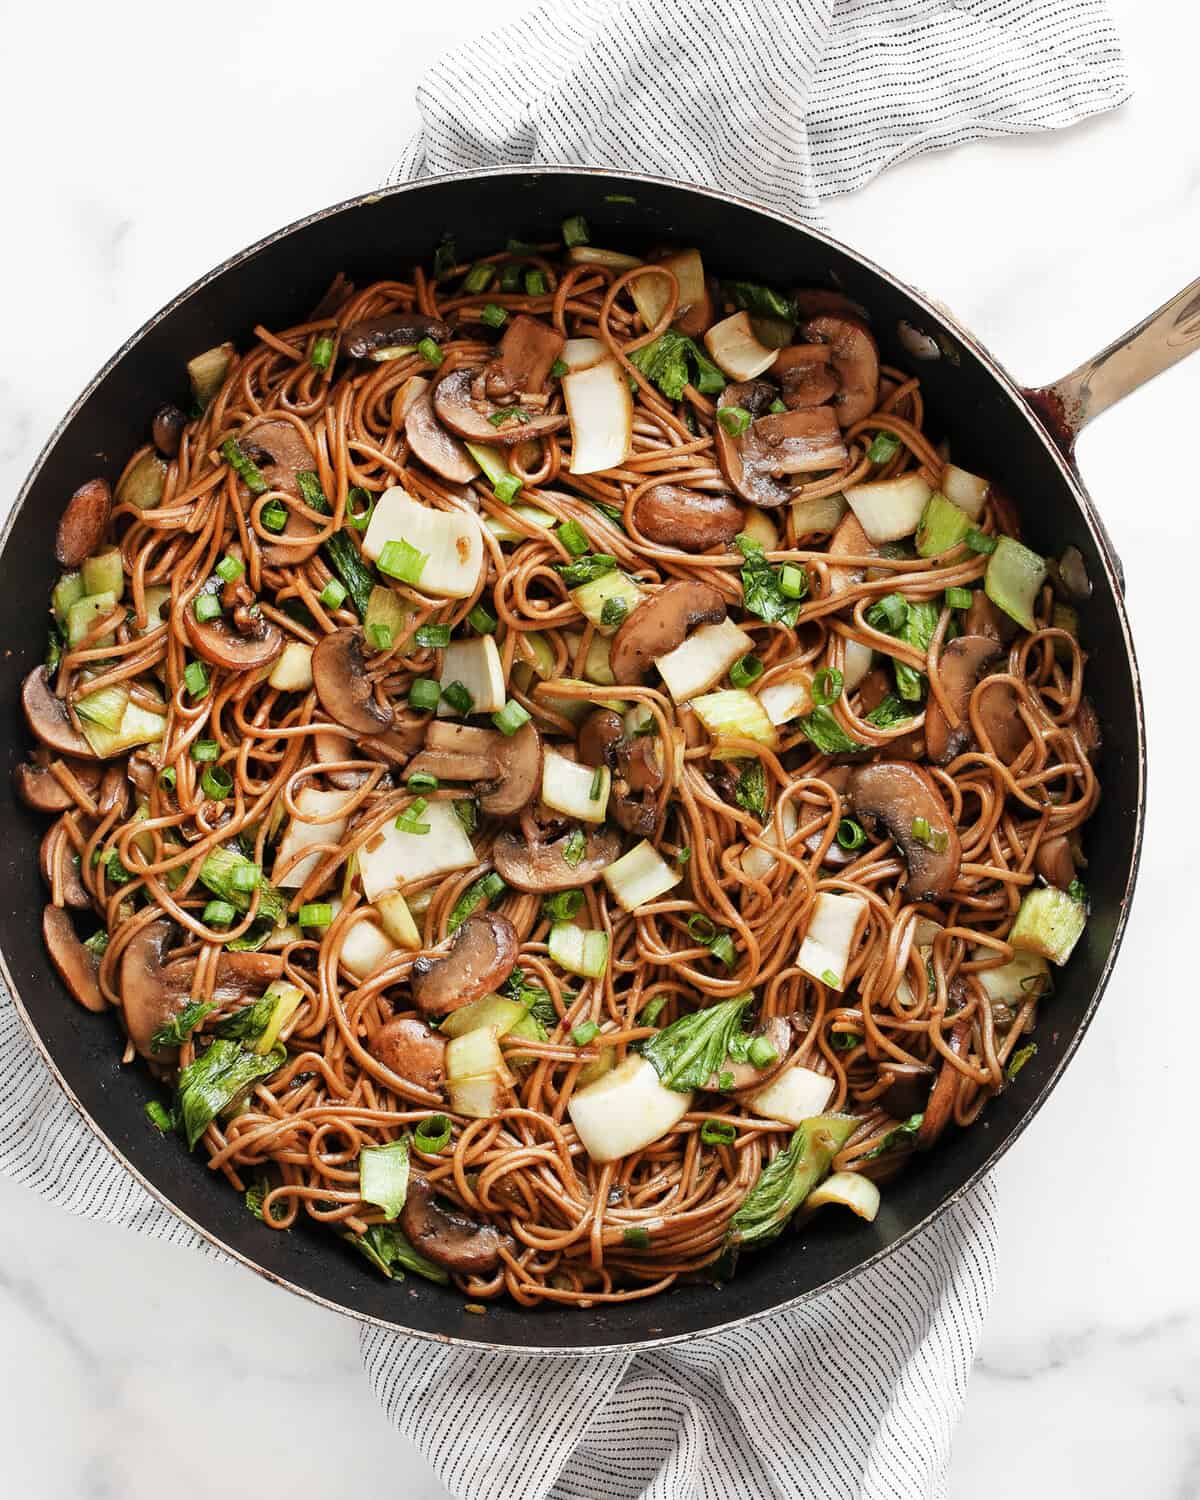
[492,700,530,736]
[310,334,335,372]
[299,902,333,927]
[346,488,375,530]
[409,677,440,712]
[729,654,763,689]
[467,603,497,635]
[395,797,431,835]
[413,1114,453,1154]
[524,269,549,297]
[812,666,844,706]
[415,622,451,649]
[867,430,901,465]
[220,437,268,495]
[836,817,866,850]
[201,764,232,800]
[462,263,494,294]
[407,771,439,793]
[556,519,590,557]
[480,303,508,328]
[441,680,474,716]
[216,554,243,583]
[493,474,522,504]
[417,337,443,367]
[701,1119,737,1146]
[183,660,209,699]
[203,899,236,927]
[571,1020,600,1046]
[320,579,348,610]
[377,538,429,585]
[191,739,219,762]
[945,586,973,610]
[718,406,753,437]
[778,564,806,600]
[261,499,289,533]
[193,593,221,624]
[561,215,590,247]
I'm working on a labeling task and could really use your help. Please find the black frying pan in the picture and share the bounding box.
[1,167,1176,1352]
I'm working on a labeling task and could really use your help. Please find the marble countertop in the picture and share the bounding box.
[2,2,1197,1495]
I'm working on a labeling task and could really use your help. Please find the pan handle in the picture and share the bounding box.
[1025,276,1200,452]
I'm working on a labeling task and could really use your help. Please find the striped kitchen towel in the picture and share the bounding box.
[2,1,1127,1495]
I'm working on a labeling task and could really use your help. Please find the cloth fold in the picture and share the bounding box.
[3,2,1127,1494]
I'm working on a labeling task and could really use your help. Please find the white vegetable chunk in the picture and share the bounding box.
[602,840,681,911]
[972,945,1051,1006]
[940,463,990,519]
[655,618,753,703]
[741,798,799,881]
[758,676,812,727]
[561,337,608,373]
[564,357,634,474]
[797,891,868,991]
[358,799,476,901]
[844,473,932,544]
[750,1065,836,1126]
[692,688,778,752]
[703,311,777,381]
[842,638,874,693]
[275,787,354,889]
[268,641,314,692]
[330,902,399,981]
[568,1055,692,1162]
[541,747,611,823]
[438,635,506,716]
[362,489,483,600]
[807,1171,881,1221]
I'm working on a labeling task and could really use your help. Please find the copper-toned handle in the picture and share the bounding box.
[1026,277,1200,451]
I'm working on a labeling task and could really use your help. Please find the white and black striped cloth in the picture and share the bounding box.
[3,3,1127,1495]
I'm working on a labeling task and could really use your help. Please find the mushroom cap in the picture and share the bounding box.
[486,314,565,398]
[964,590,1018,644]
[877,1060,934,1120]
[924,634,1003,764]
[311,628,395,736]
[849,761,962,902]
[40,818,90,909]
[152,403,188,459]
[715,381,847,507]
[609,579,726,685]
[238,419,323,565]
[43,905,106,1012]
[578,709,624,768]
[492,827,623,892]
[915,1016,971,1149]
[369,1016,446,1093]
[480,722,542,817]
[974,677,1032,766]
[1034,834,1076,891]
[22,668,97,760]
[398,1173,514,1274]
[13,756,100,814]
[56,478,112,567]
[183,594,285,673]
[405,721,541,818]
[404,389,480,484]
[410,911,519,1016]
[433,368,569,446]
[631,483,745,552]
[341,313,453,360]
[313,729,369,789]
[799,313,880,428]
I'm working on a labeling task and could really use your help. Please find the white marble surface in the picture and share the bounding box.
[1,2,1198,1495]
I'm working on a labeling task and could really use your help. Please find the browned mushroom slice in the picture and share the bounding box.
[707,1015,791,1090]
[369,1016,446,1093]
[974,677,1031,766]
[13,755,101,814]
[916,1016,972,1149]
[612,736,664,838]
[631,483,745,552]
[578,709,624,769]
[21,669,97,760]
[311,628,394,736]
[398,1173,514,1274]
[715,381,847,508]
[964,590,1018,644]
[151,404,188,459]
[40,819,90,909]
[118,918,284,1060]
[433,367,569,446]
[406,721,541,818]
[924,635,1003,764]
[56,478,113,567]
[484,314,565,399]
[236,418,322,564]
[609,579,726,685]
[312,729,369,790]
[791,289,871,323]
[410,912,519,1016]
[772,344,839,410]
[341,313,453,360]
[1034,834,1076,891]
[493,827,622,892]
[183,594,284,673]
[404,389,480,483]
[800,314,880,428]
[877,1061,934,1120]
[849,762,961,902]
[43,905,105,1012]
[360,723,427,765]
[826,510,879,593]
[1075,695,1101,763]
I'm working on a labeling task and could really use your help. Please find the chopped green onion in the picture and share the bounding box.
[467,603,497,635]
[637,996,668,1028]
[216,553,243,583]
[407,771,439,793]
[367,622,394,653]
[599,595,628,628]
[295,471,329,513]
[480,303,508,328]
[299,902,333,927]
[145,1099,174,1133]
[777,564,807,600]
[417,337,443,367]
[493,474,522,504]
[220,437,268,495]
[415,622,451,649]
[409,677,440,712]
[717,1070,735,1090]
[910,816,949,852]
[562,830,586,868]
[183,661,209,699]
[747,1036,778,1069]
[395,797,431,835]
[557,519,590,557]
[310,333,335,372]
[812,667,844,707]
[231,863,260,894]
[945,586,973,610]
[377,538,429,585]
[572,1020,600,1046]
[492,699,531,736]
[550,357,568,378]
[556,552,617,586]
[821,968,839,987]
[730,654,764,690]
[911,815,932,843]
[413,1114,453,1153]
[561,214,590,247]
[320,579,348,611]
[201,764,232,800]
[203,899,236,927]
[193,593,221,623]
[867,430,902,465]
[158,767,177,792]
[261,500,289,533]
[709,932,736,969]
[524,269,549,297]
[836,818,867,850]
[701,1119,737,1146]
[191,739,219,762]
[687,913,717,943]
[589,765,604,800]
[718,406,753,437]
[866,593,908,632]
[441,680,474,716]
[768,398,787,414]
[623,1226,650,1249]
[462,263,494,294]
[966,528,998,555]
[543,889,584,922]
[488,407,532,429]
[676,846,691,865]
[346,488,375,530]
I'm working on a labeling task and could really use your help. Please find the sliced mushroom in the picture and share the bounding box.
[22,670,97,760]
[716,381,848,508]
[974,677,1032,767]
[43,905,105,1012]
[916,1016,972,1149]
[799,314,880,427]
[609,579,726,684]
[405,387,480,484]
[826,510,879,594]
[612,736,663,837]
[707,1015,791,1090]
[1035,834,1076,891]
[578,709,624,769]
[493,827,623,891]
[311,628,394,736]
[369,1016,446,1092]
[965,590,1017,644]
[40,819,90,909]
[151,404,188,459]
[631,483,745,552]
[118,918,283,1060]
[341,313,453,360]
[772,344,839,410]
[924,635,1003,764]
[791,289,870,323]
[1074,695,1102,763]
[237,418,322,564]
[877,1061,934,1120]
[410,912,518,1016]
[56,478,112,567]
[398,1172,514,1274]
[849,762,962,902]
[406,720,541,818]
[484,314,565,399]
[433,367,569,446]
[313,729,369,790]
[183,595,284,673]
[13,755,101,814]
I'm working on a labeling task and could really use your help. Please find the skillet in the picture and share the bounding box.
[2,166,1187,1352]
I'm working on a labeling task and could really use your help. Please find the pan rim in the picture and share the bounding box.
[0,164,1146,1354]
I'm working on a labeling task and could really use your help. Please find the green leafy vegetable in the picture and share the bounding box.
[1007,1043,1038,1080]
[628,329,726,400]
[864,1112,924,1160]
[867,593,939,701]
[323,531,376,619]
[723,280,796,323]
[199,845,288,927]
[150,1000,214,1053]
[797,706,862,756]
[733,760,767,821]
[175,1040,284,1149]
[359,1137,410,1220]
[728,1115,857,1247]
[245,1175,287,1222]
[503,966,558,1028]
[344,1223,450,1284]
[447,872,507,934]
[641,995,753,1093]
[213,994,277,1043]
[865,695,914,730]
[145,1099,175,1134]
[556,553,617,587]
[735,534,805,627]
